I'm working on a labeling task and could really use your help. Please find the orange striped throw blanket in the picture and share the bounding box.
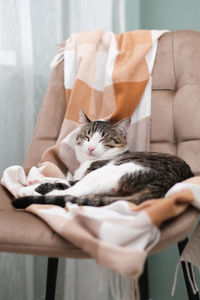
[37,29,167,178]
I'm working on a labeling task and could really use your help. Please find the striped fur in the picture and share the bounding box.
[12,118,194,209]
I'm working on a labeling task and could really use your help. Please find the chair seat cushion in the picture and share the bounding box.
[0,183,198,257]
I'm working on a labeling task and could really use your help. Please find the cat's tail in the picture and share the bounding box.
[12,189,162,209]
[12,195,66,209]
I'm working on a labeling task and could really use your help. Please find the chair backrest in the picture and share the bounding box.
[24,30,200,175]
[151,30,200,174]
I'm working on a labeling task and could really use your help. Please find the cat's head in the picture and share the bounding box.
[75,110,130,163]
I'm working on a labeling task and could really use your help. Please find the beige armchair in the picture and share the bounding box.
[0,30,200,300]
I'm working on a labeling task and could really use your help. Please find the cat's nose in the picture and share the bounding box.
[88,147,95,154]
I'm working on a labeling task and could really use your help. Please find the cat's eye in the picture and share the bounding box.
[99,137,119,144]
[110,138,118,143]
[111,138,121,144]
[104,144,114,148]
[84,136,90,141]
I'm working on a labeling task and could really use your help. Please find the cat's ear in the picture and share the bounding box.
[113,117,131,137]
[79,109,91,124]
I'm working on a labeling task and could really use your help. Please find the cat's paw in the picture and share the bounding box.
[35,183,50,195]
[36,182,70,195]
[54,182,70,190]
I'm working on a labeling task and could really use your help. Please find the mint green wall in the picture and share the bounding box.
[140,0,200,31]
[126,1,200,299]
[126,0,140,30]
[126,0,200,31]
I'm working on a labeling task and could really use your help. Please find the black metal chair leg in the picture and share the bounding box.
[139,260,149,300]
[45,257,59,300]
[178,238,200,300]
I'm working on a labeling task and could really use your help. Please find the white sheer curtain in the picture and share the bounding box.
[0,1,125,299]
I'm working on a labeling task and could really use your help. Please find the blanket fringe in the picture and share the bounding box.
[98,267,140,300]
[192,264,199,292]
[171,259,180,296]
[172,259,199,296]
[185,262,199,294]
[98,266,109,293]
[110,270,140,300]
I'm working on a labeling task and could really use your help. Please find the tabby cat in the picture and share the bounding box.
[12,111,194,209]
